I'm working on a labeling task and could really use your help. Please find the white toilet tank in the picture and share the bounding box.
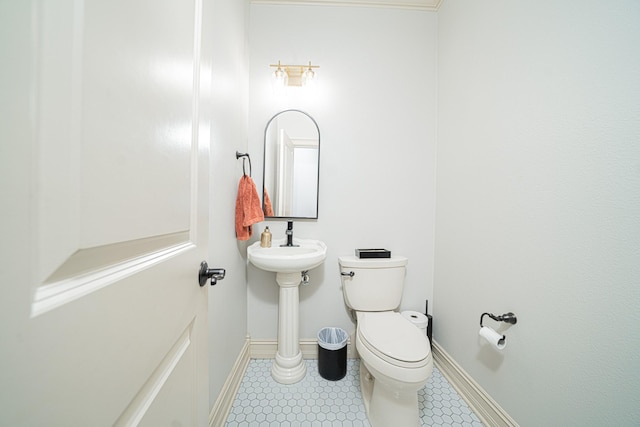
[338,256,408,312]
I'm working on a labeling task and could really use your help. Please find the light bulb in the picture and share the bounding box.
[302,70,314,84]
[273,68,288,87]
[302,64,316,87]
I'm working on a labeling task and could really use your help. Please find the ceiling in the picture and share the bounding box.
[250,0,442,11]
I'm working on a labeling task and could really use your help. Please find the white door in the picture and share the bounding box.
[276,129,295,216]
[0,1,213,425]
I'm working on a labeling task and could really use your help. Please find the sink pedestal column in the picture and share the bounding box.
[271,272,306,384]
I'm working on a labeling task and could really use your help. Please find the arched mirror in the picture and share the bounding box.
[262,110,320,219]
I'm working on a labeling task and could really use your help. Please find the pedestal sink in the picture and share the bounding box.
[247,238,327,384]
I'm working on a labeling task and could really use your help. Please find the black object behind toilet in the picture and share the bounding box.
[425,300,433,349]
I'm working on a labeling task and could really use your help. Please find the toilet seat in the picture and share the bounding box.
[357,311,430,369]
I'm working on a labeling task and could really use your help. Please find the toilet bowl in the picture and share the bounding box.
[356,311,432,427]
[338,256,433,427]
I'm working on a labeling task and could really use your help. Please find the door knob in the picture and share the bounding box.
[199,261,226,287]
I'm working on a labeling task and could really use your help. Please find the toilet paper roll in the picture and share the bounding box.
[479,326,506,350]
[401,310,429,331]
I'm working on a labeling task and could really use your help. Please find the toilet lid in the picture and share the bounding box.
[358,312,430,364]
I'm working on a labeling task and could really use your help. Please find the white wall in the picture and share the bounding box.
[435,0,640,425]
[247,5,438,340]
[207,0,250,408]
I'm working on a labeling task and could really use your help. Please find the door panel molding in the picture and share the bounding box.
[32,232,193,317]
[114,320,195,427]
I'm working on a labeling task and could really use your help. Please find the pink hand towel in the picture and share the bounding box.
[263,187,275,217]
[235,175,264,241]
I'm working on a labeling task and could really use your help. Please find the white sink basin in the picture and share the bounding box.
[247,238,327,273]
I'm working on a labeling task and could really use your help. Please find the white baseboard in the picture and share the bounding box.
[250,338,356,359]
[208,336,251,427]
[432,341,519,427]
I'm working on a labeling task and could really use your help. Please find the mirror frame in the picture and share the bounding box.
[262,109,321,219]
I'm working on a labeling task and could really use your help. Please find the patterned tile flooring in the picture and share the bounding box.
[225,358,484,426]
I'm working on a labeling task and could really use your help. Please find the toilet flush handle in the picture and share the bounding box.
[341,271,355,277]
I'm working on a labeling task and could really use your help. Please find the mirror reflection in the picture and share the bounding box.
[263,110,320,219]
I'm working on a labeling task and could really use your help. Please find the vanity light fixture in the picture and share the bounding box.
[270,61,319,87]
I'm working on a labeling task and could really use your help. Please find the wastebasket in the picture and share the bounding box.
[317,327,348,381]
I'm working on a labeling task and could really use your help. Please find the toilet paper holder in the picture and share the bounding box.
[480,312,517,327]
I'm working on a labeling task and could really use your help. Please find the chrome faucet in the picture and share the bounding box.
[281,220,298,247]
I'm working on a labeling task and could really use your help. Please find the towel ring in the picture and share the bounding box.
[236,151,252,177]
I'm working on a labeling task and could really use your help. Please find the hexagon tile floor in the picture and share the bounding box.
[225,358,485,426]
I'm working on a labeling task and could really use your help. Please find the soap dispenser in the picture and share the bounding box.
[260,226,272,248]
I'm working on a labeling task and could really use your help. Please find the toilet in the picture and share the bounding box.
[338,256,432,427]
